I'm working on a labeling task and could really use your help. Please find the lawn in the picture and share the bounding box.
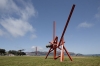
[0,56,100,66]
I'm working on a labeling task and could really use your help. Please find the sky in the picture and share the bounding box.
[0,0,100,54]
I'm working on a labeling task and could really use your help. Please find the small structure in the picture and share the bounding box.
[35,47,37,56]
[45,4,75,62]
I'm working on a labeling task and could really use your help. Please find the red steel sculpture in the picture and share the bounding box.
[45,4,75,62]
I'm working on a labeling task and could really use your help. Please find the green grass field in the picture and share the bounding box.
[0,56,100,66]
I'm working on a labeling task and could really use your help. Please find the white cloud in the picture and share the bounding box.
[0,0,37,38]
[0,18,34,37]
[95,7,100,20]
[0,29,5,36]
[31,46,43,51]
[31,34,37,39]
[78,22,93,28]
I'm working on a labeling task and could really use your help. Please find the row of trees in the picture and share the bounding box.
[0,48,26,56]
[0,49,6,55]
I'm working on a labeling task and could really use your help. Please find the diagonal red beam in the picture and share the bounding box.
[45,48,52,59]
[58,4,75,47]
[63,46,72,61]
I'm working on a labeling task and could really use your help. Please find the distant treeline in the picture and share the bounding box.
[0,48,26,56]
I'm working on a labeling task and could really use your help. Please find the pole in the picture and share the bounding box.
[58,4,75,47]
[53,21,56,40]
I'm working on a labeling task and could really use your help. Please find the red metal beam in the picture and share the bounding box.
[45,48,52,59]
[63,46,72,61]
[53,21,56,40]
[53,36,58,59]
[58,4,75,47]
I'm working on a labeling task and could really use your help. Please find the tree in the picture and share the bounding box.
[18,49,25,56]
[0,49,6,55]
[21,52,26,55]
[8,49,26,56]
[8,50,17,55]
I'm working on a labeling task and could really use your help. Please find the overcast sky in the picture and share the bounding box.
[0,0,100,54]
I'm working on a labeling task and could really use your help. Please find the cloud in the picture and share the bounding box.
[0,0,37,38]
[95,7,100,20]
[0,29,5,36]
[77,22,93,28]
[0,18,34,37]
[31,34,37,39]
[31,46,43,51]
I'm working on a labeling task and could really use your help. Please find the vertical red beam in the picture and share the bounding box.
[53,21,56,40]
[62,38,64,61]
[54,46,56,59]
[58,4,75,47]
[53,21,56,59]
[60,37,64,62]
[53,37,58,60]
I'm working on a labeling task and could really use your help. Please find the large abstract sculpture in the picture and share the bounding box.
[45,4,75,62]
